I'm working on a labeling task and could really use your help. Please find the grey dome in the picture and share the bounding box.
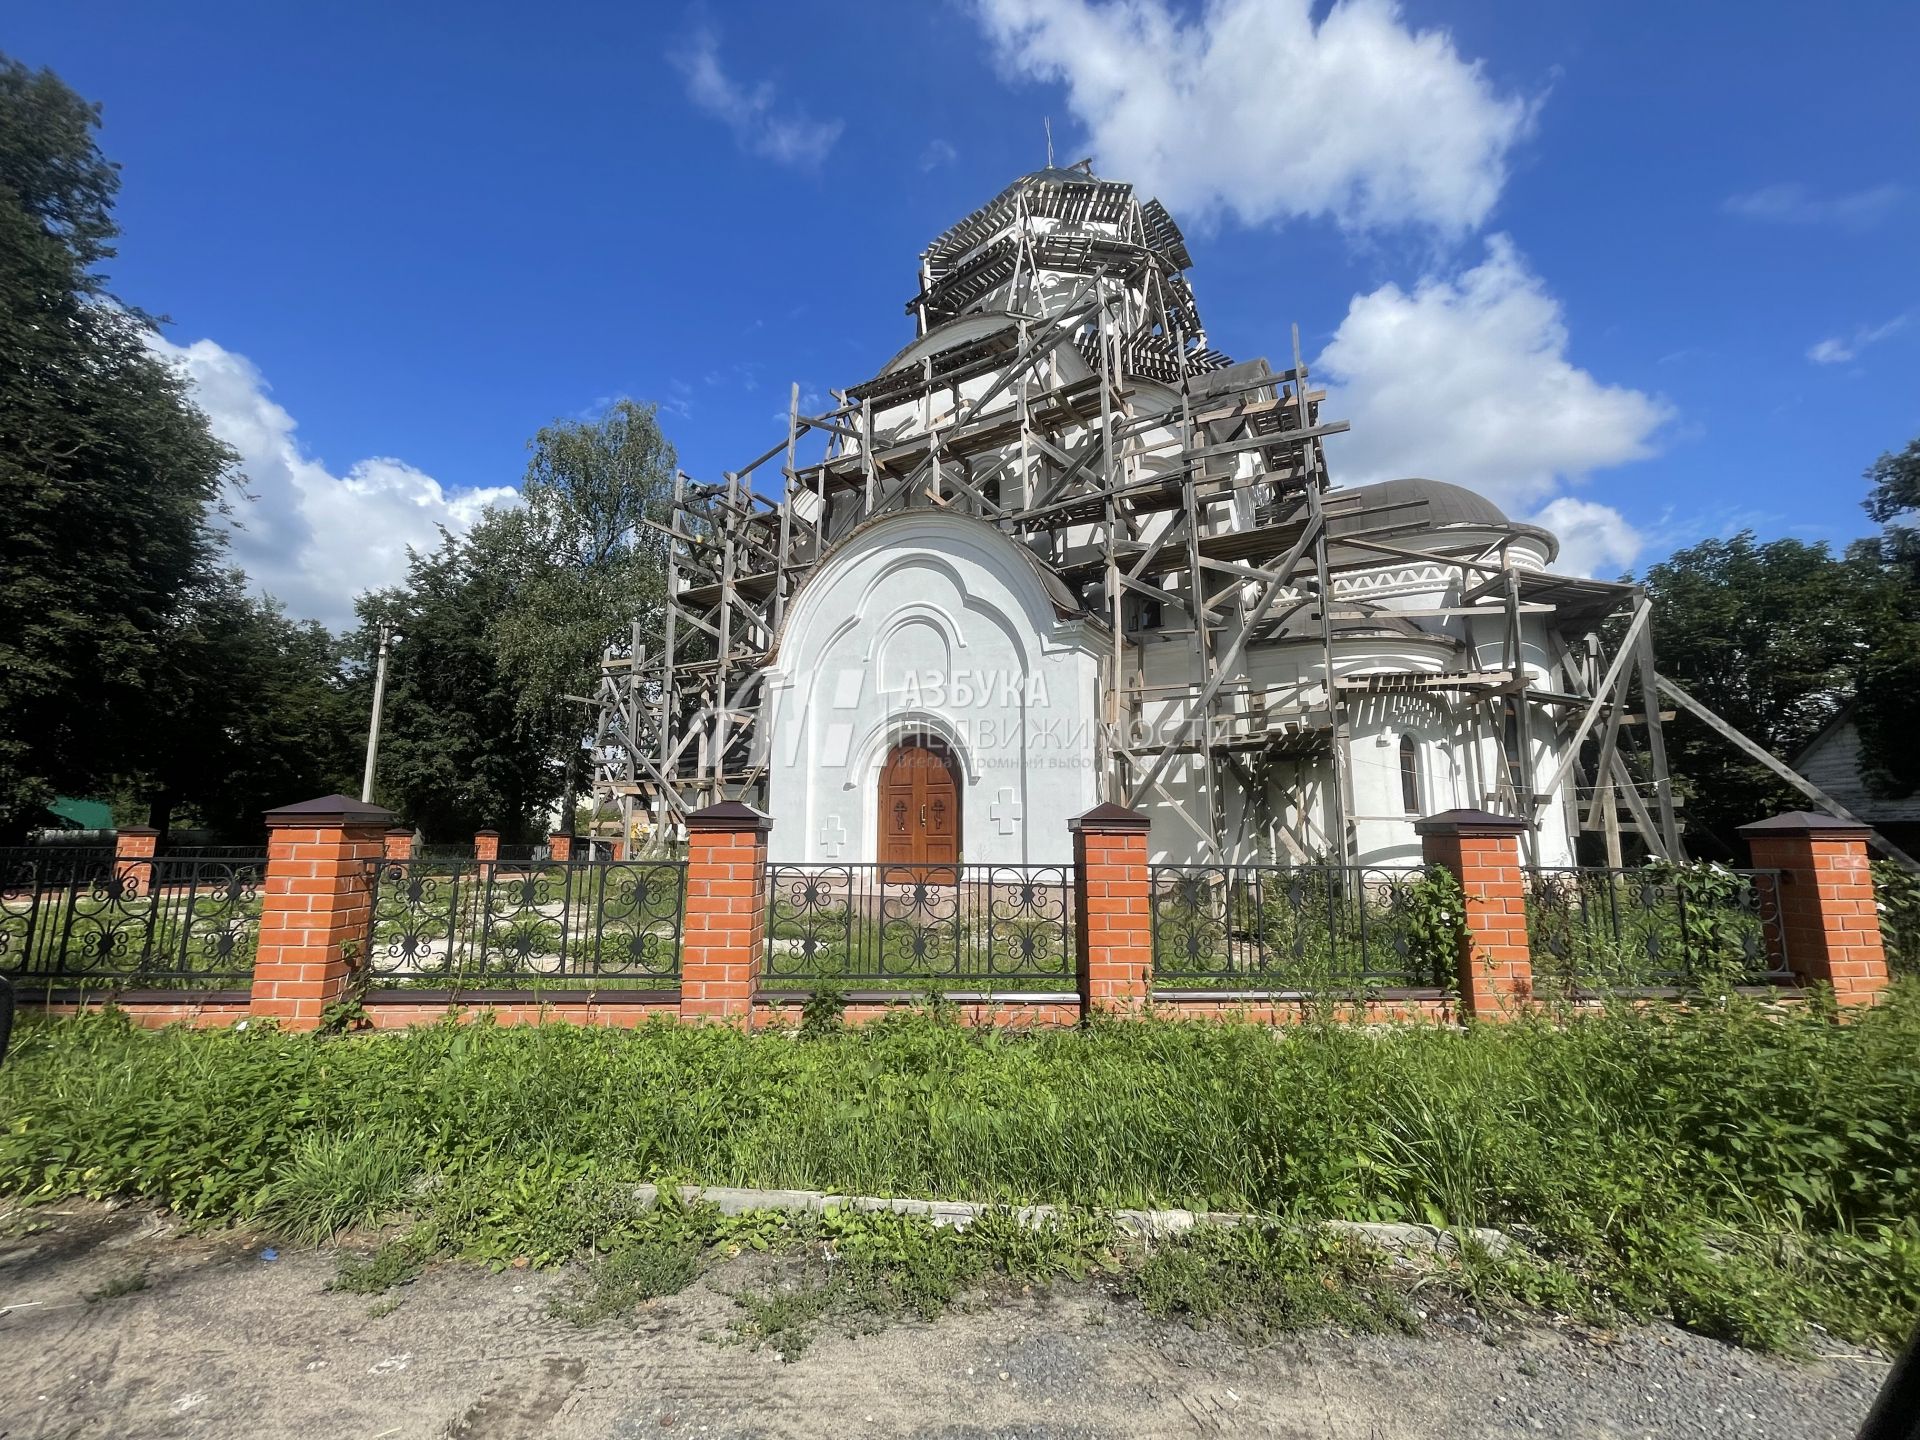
[1341,477,1509,528]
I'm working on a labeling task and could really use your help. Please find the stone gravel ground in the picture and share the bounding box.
[0,1202,1892,1440]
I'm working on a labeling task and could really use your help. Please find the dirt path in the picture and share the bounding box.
[0,1204,1889,1440]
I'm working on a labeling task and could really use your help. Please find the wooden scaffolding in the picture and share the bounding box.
[583,166,1902,868]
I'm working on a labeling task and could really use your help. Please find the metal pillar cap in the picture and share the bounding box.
[264,794,396,827]
[1068,802,1151,834]
[1412,808,1528,837]
[686,801,773,834]
[1737,811,1871,838]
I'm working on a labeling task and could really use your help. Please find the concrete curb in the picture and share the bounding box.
[629,1183,1511,1257]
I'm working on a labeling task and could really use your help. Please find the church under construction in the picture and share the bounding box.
[583,165,1877,871]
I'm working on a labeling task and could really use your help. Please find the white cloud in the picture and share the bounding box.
[1529,497,1641,579]
[670,27,843,169]
[1724,182,1905,230]
[151,336,518,631]
[1806,314,1908,366]
[1315,236,1669,573]
[969,0,1535,234]
[920,138,959,172]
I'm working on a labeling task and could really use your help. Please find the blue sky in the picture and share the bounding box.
[9,0,1916,626]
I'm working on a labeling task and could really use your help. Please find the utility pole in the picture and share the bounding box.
[361,621,396,804]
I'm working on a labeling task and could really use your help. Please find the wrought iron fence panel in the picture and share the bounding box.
[0,854,263,989]
[765,864,1075,988]
[2,850,112,975]
[365,857,684,989]
[1524,865,1789,991]
[1150,864,1443,991]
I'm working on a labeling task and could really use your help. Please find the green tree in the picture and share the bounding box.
[0,57,237,836]
[347,536,562,841]
[1633,534,1886,854]
[1849,437,1920,799]
[479,399,677,808]
[130,574,359,837]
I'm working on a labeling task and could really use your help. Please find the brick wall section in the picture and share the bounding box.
[113,826,158,893]
[1070,803,1153,1016]
[750,994,1451,1030]
[362,997,678,1029]
[1739,812,1891,1007]
[548,833,574,863]
[1415,809,1533,1019]
[473,830,499,864]
[41,995,253,1029]
[251,794,396,1030]
[383,828,414,861]
[680,802,771,1024]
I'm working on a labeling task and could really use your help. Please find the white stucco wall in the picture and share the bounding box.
[759,511,1104,866]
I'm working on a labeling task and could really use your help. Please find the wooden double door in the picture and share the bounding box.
[878,738,961,879]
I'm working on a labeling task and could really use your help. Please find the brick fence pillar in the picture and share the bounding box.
[609,838,627,861]
[1070,803,1153,1016]
[473,829,499,865]
[113,826,159,894]
[548,832,574,864]
[252,794,394,1029]
[1415,809,1533,1019]
[1738,812,1891,1006]
[383,827,414,862]
[680,802,771,1024]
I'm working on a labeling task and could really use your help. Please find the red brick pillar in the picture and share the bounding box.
[680,802,771,1023]
[1415,809,1533,1019]
[473,829,499,864]
[548,832,574,863]
[252,795,394,1030]
[1738,812,1891,1006]
[1070,803,1153,1016]
[383,827,414,862]
[609,838,627,861]
[113,826,159,896]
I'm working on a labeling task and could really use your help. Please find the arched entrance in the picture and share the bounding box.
[878,737,961,879]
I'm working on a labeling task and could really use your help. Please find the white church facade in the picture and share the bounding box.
[758,486,1583,871]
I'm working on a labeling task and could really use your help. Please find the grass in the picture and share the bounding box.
[84,1267,150,1303]
[1127,1223,1417,1340]
[2,991,1918,1351]
[331,1231,433,1294]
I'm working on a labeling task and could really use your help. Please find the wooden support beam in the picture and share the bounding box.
[1655,673,1920,872]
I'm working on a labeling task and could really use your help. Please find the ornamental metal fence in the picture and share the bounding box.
[1150,864,1450,992]
[0,852,265,990]
[764,864,1076,990]
[363,856,686,990]
[1524,865,1791,992]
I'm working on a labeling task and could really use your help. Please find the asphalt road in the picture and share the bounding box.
[0,1203,1890,1439]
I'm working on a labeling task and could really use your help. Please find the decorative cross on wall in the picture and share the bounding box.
[819,815,847,859]
[990,788,1022,836]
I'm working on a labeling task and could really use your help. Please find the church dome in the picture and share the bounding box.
[1340,477,1509,528]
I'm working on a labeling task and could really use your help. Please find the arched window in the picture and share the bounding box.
[1501,697,1524,793]
[1399,734,1422,815]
